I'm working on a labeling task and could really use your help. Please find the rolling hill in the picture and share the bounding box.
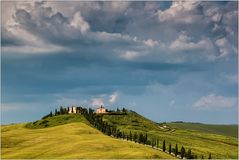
[102,111,238,159]
[166,122,238,138]
[1,114,175,159]
[1,109,238,159]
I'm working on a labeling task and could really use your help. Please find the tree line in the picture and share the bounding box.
[82,108,207,159]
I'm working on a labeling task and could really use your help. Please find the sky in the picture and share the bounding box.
[1,1,238,124]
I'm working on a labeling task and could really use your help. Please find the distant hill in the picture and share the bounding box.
[1,114,174,159]
[166,122,238,138]
[101,110,238,159]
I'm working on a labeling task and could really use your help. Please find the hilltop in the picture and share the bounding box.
[1,106,238,159]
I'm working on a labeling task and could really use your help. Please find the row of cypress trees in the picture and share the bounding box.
[162,140,211,159]
[82,108,213,159]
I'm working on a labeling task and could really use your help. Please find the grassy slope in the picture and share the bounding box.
[25,114,89,128]
[102,111,238,159]
[167,122,238,138]
[1,115,175,159]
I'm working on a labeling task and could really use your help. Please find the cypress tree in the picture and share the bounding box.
[163,140,166,152]
[64,108,68,114]
[208,153,212,159]
[129,131,132,141]
[133,132,138,142]
[119,131,122,138]
[187,149,191,159]
[145,133,148,144]
[50,111,53,117]
[60,106,63,114]
[175,144,178,156]
[55,109,57,116]
[151,139,154,148]
[181,146,185,159]
[169,143,172,154]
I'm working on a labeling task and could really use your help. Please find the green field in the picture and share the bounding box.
[102,111,238,159]
[1,115,175,159]
[167,122,238,138]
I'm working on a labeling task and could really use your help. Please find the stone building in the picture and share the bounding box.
[96,105,107,114]
[68,106,77,114]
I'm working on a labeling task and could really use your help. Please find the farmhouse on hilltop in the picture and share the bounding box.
[96,105,107,114]
[68,106,77,114]
[68,106,84,114]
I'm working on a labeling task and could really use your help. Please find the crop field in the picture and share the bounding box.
[1,115,174,159]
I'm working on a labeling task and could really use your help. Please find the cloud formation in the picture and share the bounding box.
[2,1,238,62]
[193,94,237,110]
[109,92,119,104]
[70,11,90,33]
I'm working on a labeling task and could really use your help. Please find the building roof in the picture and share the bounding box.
[97,105,105,109]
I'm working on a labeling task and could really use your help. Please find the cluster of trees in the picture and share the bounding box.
[42,106,68,119]
[106,107,128,115]
[55,106,68,115]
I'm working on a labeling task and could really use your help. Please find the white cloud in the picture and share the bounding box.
[2,44,70,54]
[204,7,222,23]
[157,1,200,23]
[215,38,235,58]
[91,98,104,107]
[109,92,118,104]
[120,50,141,60]
[169,32,211,52]
[70,11,90,34]
[193,94,237,110]
[109,1,131,13]
[223,9,238,43]
[143,39,159,47]
[93,31,131,42]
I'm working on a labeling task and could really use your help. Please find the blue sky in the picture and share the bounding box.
[1,1,238,124]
